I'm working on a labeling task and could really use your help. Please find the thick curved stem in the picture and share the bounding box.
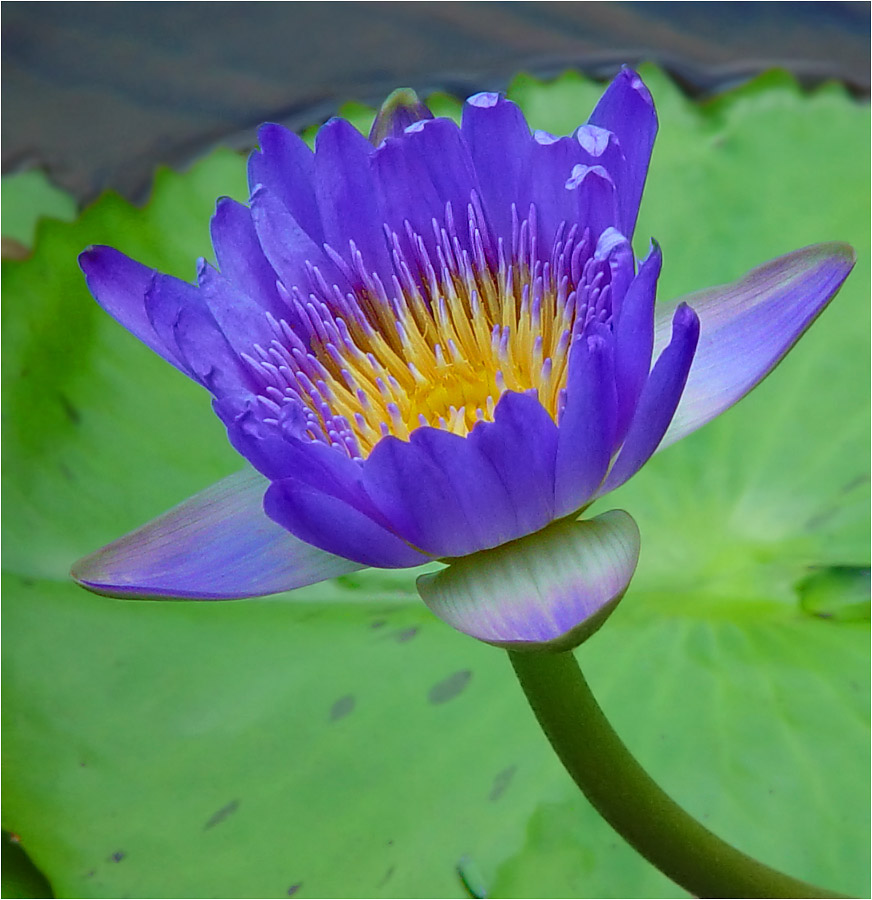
[508,649,848,899]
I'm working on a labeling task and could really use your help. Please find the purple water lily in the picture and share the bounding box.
[73,70,854,648]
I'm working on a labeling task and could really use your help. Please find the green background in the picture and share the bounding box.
[3,65,869,898]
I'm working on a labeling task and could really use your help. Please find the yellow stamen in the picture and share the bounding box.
[304,250,583,457]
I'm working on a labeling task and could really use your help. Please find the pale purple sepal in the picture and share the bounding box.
[417,510,640,651]
[654,243,856,452]
[70,468,365,600]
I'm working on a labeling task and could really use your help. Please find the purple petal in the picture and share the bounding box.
[410,427,520,550]
[196,260,277,357]
[523,133,587,249]
[555,332,618,516]
[314,118,391,280]
[360,427,518,557]
[417,509,640,649]
[369,88,434,145]
[574,125,627,216]
[143,272,254,397]
[602,302,700,493]
[468,391,558,536]
[219,401,373,500]
[249,185,333,293]
[248,123,322,243]
[394,118,479,215]
[215,394,319,483]
[374,117,481,259]
[587,68,657,239]
[461,93,532,239]
[594,227,635,315]
[265,477,430,569]
[613,241,661,441]
[362,435,473,556]
[565,164,619,244]
[79,246,187,373]
[71,468,364,600]
[655,243,856,451]
[210,197,287,320]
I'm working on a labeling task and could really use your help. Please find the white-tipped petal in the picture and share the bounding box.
[417,510,640,651]
[71,467,364,600]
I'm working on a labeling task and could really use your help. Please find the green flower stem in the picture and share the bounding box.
[508,649,848,899]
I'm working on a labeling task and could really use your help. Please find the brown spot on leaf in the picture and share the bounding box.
[329,694,355,721]
[58,392,81,425]
[488,765,516,801]
[428,670,472,704]
[377,865,395,887]
[204,799,239,830]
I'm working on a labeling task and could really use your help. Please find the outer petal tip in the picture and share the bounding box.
[78,245,99,269]
[831,240,857,268]
[417,510,641,651]
[369,88,435,145]
[655,241,857,451]
[70,468,365,601]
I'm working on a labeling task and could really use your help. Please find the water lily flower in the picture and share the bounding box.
[73,71,854,650]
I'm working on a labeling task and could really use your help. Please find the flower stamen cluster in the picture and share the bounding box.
[244,196,612,460]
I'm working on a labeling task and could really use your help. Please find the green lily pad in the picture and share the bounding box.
[1,170,77,248]
[2,66,868,898]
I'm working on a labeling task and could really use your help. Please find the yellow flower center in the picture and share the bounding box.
[305,223,597,456]
[252,209,609,461]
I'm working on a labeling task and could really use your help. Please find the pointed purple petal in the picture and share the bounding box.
[374,116,481,262]
[143,272,255,397]
[602,303,700,494]
[214,395,291,480]
[417,509,640,650]
[249,185,333,292]
[265,477,430,569]
[79,246,188,373]
[574,126,628,234]
[210,197,286,319]
[655,243,856,451]
[461,93,532,239]
[314,118,391,279]
[587,68,657,239]
[71,468,364,600]
[196,260,277,356]
[613,241,661,440]
[248,123,322,242]
[523,133,587,249]
[555,333,618,516]
[362,435,473,557]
